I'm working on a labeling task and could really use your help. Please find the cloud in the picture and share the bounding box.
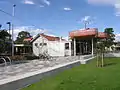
[77,16,96,28]
[11,26,49,40]
[87,0,120,16]
[22,0,51,7]
[115,2,120,16]
[115,34,120,41]
[63,7,72,11]
[42,0,50,6]
[63,36,69,41]
[22,0,35,5]
[80,16,96,24]
[81,16,91,22]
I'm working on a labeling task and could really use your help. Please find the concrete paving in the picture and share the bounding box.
[105,52,120,57]
[0,55,92,85]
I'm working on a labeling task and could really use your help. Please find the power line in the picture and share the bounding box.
[2,0,16,5]
[0,8,13,17]
[0,1,59,36]
[0,8,58,35]
[0,7,35,26]
[0,0,38,26]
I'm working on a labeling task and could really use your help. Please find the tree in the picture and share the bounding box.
[0,30,11,54]
[0,30,11,41]
[104,28,115,49]
[15,31,31,44]
[96,39,105,67]
[96,28,115,67]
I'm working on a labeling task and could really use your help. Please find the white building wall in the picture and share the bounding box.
[65,42,72,56]
[48,41,65,56]
[32,36,71,57]
[33,36,48,56]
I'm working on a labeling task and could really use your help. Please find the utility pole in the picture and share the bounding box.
[11,4,16,56]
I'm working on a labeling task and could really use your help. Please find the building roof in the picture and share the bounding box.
[31,33,66,43]
[98,32,108,39]
[69,28,98,38]
[69,28,108,39]
[23,37,33,42]
[40,34,61,41]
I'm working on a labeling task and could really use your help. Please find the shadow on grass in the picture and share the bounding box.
[104,63,117,67]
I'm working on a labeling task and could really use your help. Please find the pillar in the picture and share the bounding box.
[24,47,26,54]
[92,38,94,55]
[74,38,76,56]
[86,42,87,53]
[79,41,81,55]
[69,41,72,56]
[15,47,18,55]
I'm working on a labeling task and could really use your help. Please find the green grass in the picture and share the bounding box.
[22,58,120,90]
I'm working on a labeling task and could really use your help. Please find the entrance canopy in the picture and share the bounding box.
[69,28,107,39]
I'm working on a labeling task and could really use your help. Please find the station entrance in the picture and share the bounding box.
[69,28,107,56]
[71,37,95,56]
[76,39,92,55]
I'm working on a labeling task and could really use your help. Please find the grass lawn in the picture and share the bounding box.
[22,58,120,90]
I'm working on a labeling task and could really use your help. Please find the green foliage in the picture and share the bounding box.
[0,30,11,54]
[15,31,31,44]
[104,28,115,48]
[0,30,11,41]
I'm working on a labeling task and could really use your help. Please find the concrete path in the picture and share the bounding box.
[0,55,93,85]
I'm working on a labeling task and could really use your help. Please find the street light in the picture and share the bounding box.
[11,4,16,56]
[13,4,16,16]
[6,22,11,35]
[0,24,2,29]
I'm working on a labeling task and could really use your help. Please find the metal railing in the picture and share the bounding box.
[0,56,11,66]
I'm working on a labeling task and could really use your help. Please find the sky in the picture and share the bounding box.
[0,0,120,41]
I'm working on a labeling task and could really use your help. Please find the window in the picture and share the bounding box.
[39,43,47,46]
[40,43,42,46]
[35,43,38,46]
[44,43,47,46]
[65,43,69,50]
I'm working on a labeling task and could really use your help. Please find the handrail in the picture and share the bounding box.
[0,58,7,66]
[6,56,12,64]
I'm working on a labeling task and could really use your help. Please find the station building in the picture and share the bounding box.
[69,28,108,56]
